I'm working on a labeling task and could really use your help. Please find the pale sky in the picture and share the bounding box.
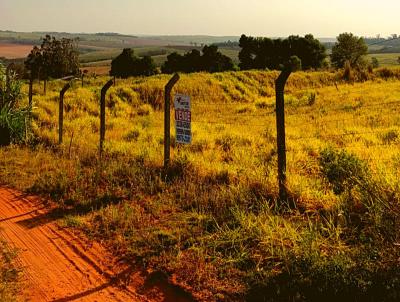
[1,0,399,37]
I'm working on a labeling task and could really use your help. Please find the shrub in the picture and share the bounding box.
[307,91,317,105]
[371,57,380,68]
[0,64,30,145]
[136,104,153,116]
[376,67,396,79]
[0,240,21,302]
[124,129,140,142]
[342,61,354,82]
[255,99,272,109]
[380,130,398,144]
[319,147,368,195]
[110,49,157,78]
[215,135,234,152]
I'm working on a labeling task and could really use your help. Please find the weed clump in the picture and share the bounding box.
[0,240,21,302]
[319,147,368,195]
[124,128,141,142]
[0,64,30,145]
[380,130,398,144]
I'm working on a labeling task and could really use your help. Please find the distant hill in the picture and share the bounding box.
[140,35,241,46]
[365,37,400,54]
[1,30,399,70]
[0,30,179,47]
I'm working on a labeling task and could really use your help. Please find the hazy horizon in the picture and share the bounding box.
[1,0,399,38]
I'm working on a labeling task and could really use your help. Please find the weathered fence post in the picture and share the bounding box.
[164,73,180,169]
[81,70,88,88]
[59,83,71,144]
[99,79,114,156]
[275,56,301,203]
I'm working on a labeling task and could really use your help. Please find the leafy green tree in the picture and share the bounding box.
[25,35,79,94]
[25,35,80,80]
[41,35,80,78]
[25,46,42,79]
[110,49,157,78]
[201,45,234,72]
[161,45,234,74]
[331,33,368,68]
[162,52,185,74]
[183,49,202,72]
[136,56,157,76]
[110,48,136,78]
[238,34,326,71]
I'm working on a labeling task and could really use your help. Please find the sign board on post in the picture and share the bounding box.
[174,94,192,144]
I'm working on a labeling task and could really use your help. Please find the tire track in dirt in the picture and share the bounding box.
[0,187,149,302]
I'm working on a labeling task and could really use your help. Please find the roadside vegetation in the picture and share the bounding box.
[1,66,400,300]
[0,63,30,146]
[0,240,21,302]
[1,31,400,301]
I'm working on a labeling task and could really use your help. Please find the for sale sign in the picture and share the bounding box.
[174,94,192,144]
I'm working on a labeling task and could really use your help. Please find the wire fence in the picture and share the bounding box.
[184,96,400,173]
[51,75,400,191]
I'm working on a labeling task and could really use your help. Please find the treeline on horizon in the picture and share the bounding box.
[111,34,327,78]
[18,32,399,81]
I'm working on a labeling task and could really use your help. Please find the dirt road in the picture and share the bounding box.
[0,187,192,302]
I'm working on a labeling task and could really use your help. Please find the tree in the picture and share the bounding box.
[371,57,380,68]
[162,52,185,74]
[201,45,234,72]
[161,45,234,74]
[25,46,42,79]
[25,35,79,94]
[238,34,326,71]
[110,48,136,78]
[331,33,368,68]
[40,35,80,78]
[110,49,157,78]
[398,56,400,65]
[183,49,202,72]
[137,56,157,76]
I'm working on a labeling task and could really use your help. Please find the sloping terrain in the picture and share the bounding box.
[0,187,192,302]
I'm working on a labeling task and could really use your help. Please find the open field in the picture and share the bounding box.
[1,68,400,301]
[81,65,111,76]
[368,53,400,66]
[0,43,34,59]
[0,31,179,47]
[2,31,400,71]
[79,46,183,64]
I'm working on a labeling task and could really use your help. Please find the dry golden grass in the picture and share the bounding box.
[2,68,400,301]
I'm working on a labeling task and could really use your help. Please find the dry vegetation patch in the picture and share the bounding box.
[2,69,400,301]
[0,241,21,302]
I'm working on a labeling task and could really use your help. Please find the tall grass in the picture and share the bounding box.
[1,68,400,301]
[0,64,31,145]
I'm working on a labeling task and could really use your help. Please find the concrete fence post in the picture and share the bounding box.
[164,73,180,170]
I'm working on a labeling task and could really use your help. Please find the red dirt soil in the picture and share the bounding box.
[0,43,33,59]
[0,187,194,302]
